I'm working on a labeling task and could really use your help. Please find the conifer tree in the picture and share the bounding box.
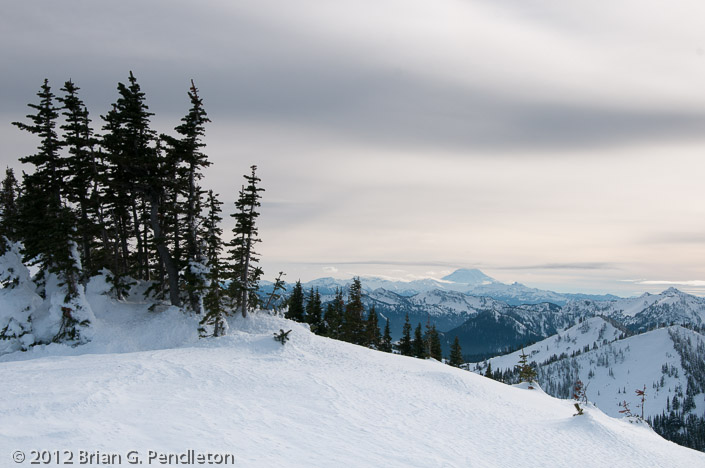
[13,79,80,293]
[342,277,365,344]
[324,287,344,339]
[0,168,19,250]
[200,191,228,336]
[449,336,464,367]
[286,280,305,322]
[13,79,91,343]
[365,305,381,349]
[380,318,393,353]
[264,271,287,312]
[412,323,427,359]
[101,71,160,282]
[484,361,493,378]
[225,166,264,317]
[399,313,413,356]
[163,80,211,312]
[429,324,442,360]
[306,287,323,334]
[516,348,537,385]
[57,80,100,277]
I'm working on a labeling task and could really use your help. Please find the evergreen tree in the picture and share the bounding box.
[428,324,442,360]
[0,168,19,249]
[57,80,100,277]
[484,361,493,378]
[200,191,227,337]
[286,280,305,322]
[306,287,323,334]
[449,336,464,367]
[380,318,393,353]
[516,348,537,385]
[399,313,413,356]
[13,79,80,294]
[324,287,344,339]
[365,305,381,349]
[13,79,90,343]
[342,277,365,344]
[163,80,211,312]
[101,71,159,282]
[412,323,427,359]
[264,271,287,312]
[225,166,264,317]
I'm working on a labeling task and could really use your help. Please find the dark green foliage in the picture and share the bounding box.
[449,336,464,367]
[306,287,323,334]
[225,166,264,317]
[13,79,80,298]
[427,324,442,360]
[516,348,537,384]
[380,318,393,352]
[57,80,101,277]
[0,167,19,249]
[342,277,365,344]
[163,80,211,312]
[365,305,381,349]
[399,313,413,356]
[483,361,492,378]
[323,288,344,339]
[286,280,305,322]
[200,191,227,337]
[274,329,291,345]
[412,323,427,359]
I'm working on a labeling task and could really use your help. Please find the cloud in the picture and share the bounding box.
[494,263,617,271]
[322,266,338,274]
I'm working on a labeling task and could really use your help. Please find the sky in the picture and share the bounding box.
[2,0,705,296]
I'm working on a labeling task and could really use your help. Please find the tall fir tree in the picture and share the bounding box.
[163,80,211,312]
[13,79,91,343]
[13,79,80,295]
[200,191,228,337]
[380,318,393,353]
[225,166,264,317]
[399,313,413,356]
[342,277,365,344]
[365,305,381,349]
[449,336,464,367]
[412,323,427,359]
[428,324,442,361]
[305,287,323,334]
[57,80,101,277]
[0,167,19,250]
[286,280,305,322]
[324,287,344,339]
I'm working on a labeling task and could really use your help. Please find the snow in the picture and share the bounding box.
[478,319,705,422]
[1,285,703,467]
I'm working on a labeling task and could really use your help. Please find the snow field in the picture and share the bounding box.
[1,307,703,467]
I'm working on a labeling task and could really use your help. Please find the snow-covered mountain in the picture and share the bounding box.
[262,268,618,305]
[1,303,703,467]
[473,317,705,450]
[562,288,705,332]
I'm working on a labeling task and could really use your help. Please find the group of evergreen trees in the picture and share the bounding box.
[3,73,264,342]
[283,277,465,367]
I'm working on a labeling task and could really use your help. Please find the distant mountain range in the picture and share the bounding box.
[261,268,705,360]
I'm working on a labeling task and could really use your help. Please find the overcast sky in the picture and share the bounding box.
[3,0,705,296]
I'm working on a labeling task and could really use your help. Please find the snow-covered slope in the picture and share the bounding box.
[477,316,625,373]
[563,288,705,332]
[477,320,705,424]
[1,304,703,467]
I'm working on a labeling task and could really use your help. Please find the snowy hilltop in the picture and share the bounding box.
[1,294,704,467]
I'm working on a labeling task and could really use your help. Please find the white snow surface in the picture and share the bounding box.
[1,285,704,467]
